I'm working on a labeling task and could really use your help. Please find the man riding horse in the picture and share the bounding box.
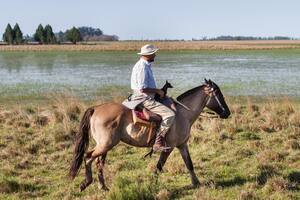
[69,44,231,191]
[128,44,175,152]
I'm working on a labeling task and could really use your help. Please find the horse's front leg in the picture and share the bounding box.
[178,143,200,186]
[155,148,174,173]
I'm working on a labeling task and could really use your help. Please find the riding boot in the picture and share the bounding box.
[153,133,171,152]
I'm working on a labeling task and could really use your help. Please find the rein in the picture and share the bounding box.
[172,98,191,111]
[175,84,226,119]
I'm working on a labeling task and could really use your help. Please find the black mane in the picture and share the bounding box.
[177,85,205,101]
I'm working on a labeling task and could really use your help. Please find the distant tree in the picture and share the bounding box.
[44,24,56,44]
[210,35,291,41]
[78,26,103,41]
[34,24,46,44]
[66,27,82,44]
[88,34,119,41]
[2,23,14,44]
[56,26,118,42]
[23,34,34,43]
[274,36,290,40]
[13,23,23,44]
[56,31,66,43]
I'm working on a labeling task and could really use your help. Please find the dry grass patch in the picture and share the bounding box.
[1,40,300,52]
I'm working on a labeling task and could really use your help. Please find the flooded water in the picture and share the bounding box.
[0,49,300,99]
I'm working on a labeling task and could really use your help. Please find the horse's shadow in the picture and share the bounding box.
[169,176,247,199]
[215,176,247,188]
[169,184,198,199]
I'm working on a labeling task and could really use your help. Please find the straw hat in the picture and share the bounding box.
[137,44,159,55]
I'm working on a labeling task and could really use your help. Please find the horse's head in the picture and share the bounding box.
[204,79,231,119]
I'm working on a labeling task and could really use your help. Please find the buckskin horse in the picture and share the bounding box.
[69,79,231,191]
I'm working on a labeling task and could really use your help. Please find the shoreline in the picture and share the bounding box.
[1,40,300,51]
[1,93,300,108]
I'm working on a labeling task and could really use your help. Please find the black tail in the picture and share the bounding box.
[69,107,94,180]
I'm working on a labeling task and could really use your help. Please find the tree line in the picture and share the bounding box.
[2,24,118,45]
[192,35,293,41]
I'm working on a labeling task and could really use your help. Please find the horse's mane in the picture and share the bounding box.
[177,85,205,101]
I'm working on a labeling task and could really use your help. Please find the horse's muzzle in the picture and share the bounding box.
[220,110,231,119]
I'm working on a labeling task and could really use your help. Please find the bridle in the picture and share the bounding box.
[201,86,226,118]
[206,89,226,112]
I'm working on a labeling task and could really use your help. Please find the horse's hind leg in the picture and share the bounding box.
[79,146,105,191]
[80,151,96,192]
[80,141,118,191]
[96,153,109,191]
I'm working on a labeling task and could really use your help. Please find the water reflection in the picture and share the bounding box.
[0,53,27,72]
[0,52,58,72]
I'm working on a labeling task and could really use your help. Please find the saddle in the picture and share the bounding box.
[133,105,162,124]
[131,97,176,144]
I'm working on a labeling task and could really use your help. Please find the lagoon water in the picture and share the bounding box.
[0,49,300,99]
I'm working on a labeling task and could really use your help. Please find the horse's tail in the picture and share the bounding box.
[69,107,94,180]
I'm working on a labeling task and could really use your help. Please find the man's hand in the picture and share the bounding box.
[156,89,165,98]
[140,89,147,94]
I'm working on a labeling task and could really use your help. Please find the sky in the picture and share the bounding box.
[1,0,300,40]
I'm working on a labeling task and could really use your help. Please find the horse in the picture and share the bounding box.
[69,79,231,191]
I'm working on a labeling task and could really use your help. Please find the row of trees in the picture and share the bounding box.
[209,36,292,41]
[192,36,292,41]
[2,23,23,44]
[2,24,118,44]
[33,24,82,44]
[57,26,118,42]
[34,24,57,44]
[2,23,82,44]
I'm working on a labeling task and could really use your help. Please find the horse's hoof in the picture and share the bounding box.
[80,183,86,192]
[102,186,109,191]
[154,169,163,175]
[192,181,200,187]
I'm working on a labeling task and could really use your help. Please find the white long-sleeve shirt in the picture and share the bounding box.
[131,58,157,91]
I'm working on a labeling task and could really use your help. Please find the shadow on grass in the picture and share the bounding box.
[169,185,198,199]
[288,171,300,191]
[215,176,247,188]
[288,171,300,184]
[169,176,247,199]
[0,177,45,196]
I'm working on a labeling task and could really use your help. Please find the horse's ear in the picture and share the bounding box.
[166,80,169,84]
[208,79,212,85]
[204,78,208,84]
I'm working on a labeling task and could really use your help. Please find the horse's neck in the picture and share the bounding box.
[178,90,208,124]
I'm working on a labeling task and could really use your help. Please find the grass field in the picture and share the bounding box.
[1,40,300,52]
[0,94,299,200]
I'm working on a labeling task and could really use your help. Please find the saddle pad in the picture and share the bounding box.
[134,110,147,120]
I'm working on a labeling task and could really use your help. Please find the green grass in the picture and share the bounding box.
[0,95,300,199]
